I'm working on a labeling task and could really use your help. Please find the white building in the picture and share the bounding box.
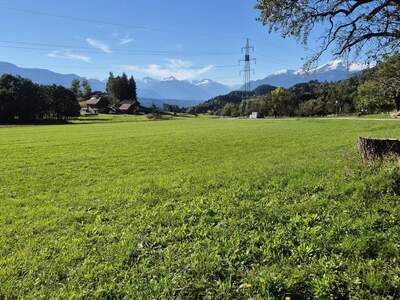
[249,112,262,119]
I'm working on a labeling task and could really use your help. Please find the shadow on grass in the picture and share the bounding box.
[174,114,197,118]
[0,113,198,127]
[0,119,70,127]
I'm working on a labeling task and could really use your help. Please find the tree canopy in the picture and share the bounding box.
[0,75,48,122]
[192,85,276,114]
[106,73,138,104]
[197,53,400,118]
[357,53,400,111]
[70,79,81,98]
[43,85,81,119]
[81,79,92,98]
[0,74,80,123]
[256,0,400,65]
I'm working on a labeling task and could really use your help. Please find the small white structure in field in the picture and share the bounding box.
[392,111,400,118]
[249,112,262,119]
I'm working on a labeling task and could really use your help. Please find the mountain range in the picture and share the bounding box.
[136,76,231,100]
[0,61,106,91]
[0,60,367,105]
[0,62,231,104]
[246,60,367,89]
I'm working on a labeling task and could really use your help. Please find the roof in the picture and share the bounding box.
[119,103,133,110]
[86,97,101,105]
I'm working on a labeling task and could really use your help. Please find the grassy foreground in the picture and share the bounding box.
[0,117,399,299]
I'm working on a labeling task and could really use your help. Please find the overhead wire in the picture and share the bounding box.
[0,6,255,82]
[0,41,239,56]
[0,6,249,41]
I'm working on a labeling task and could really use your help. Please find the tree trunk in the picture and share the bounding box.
[358,137,400,162]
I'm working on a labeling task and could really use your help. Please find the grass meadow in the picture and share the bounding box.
[0,116,399,299]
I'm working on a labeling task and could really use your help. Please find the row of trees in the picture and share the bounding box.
[238,80,357,117]
[193,85,277,114]
[357,54,400,112]
[0,75,80,123]
[106,73,138,105]
[0,71,142,123]
[192,78,360,118]
[249,0,400,119]
[212,53,400,118]
[71,73,139,106]
[70,79,92,99]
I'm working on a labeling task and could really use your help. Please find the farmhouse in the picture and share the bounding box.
[119,102,137,114]
[86,96,109,113]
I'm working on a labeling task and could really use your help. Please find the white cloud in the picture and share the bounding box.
[121,59,214,80]
[112,32,134,45]
[48,50,91,63]
[119,38,134,45]
[86,38,112,53]
[167,58,192,69]
[272,69,289,75]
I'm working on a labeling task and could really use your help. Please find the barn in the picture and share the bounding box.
[86,96,110,113]
[119,103,137,114]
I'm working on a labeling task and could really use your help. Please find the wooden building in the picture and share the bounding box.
[119,103,135,114]
[86,96,110,113]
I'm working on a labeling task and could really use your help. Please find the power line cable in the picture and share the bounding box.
[0,40,293,65]
[0,44,241,57]
[5,40,237,55]
[6,62,239,71]
[3,63,240,82]
[0,6,249,41]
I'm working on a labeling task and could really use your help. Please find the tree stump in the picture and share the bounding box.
[358,137,400,162]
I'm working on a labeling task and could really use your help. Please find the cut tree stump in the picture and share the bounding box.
[357,137,400,162]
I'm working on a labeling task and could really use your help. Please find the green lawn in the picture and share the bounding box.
[359,113,394,119]
[0,117,399,299]
[70,112,197,124]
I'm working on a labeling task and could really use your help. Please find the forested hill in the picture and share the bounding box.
[193,84,276,113]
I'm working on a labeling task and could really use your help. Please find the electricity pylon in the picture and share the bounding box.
[239,38,256,98]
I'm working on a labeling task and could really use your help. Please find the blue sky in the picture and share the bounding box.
[0,0,333,85]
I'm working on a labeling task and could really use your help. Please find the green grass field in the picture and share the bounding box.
[1,117,399,299]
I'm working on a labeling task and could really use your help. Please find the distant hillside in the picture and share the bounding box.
[136,77,232,101]
[0,62,233,103]
[0,61,105,91]
[246,60,368,89]
[194,84,276,113]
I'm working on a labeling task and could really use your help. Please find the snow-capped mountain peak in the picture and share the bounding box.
[0,61,233,102]
[245,59,370,89]
[137,76,232,101]
[317,59,343,71]
[312,59,368,73]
